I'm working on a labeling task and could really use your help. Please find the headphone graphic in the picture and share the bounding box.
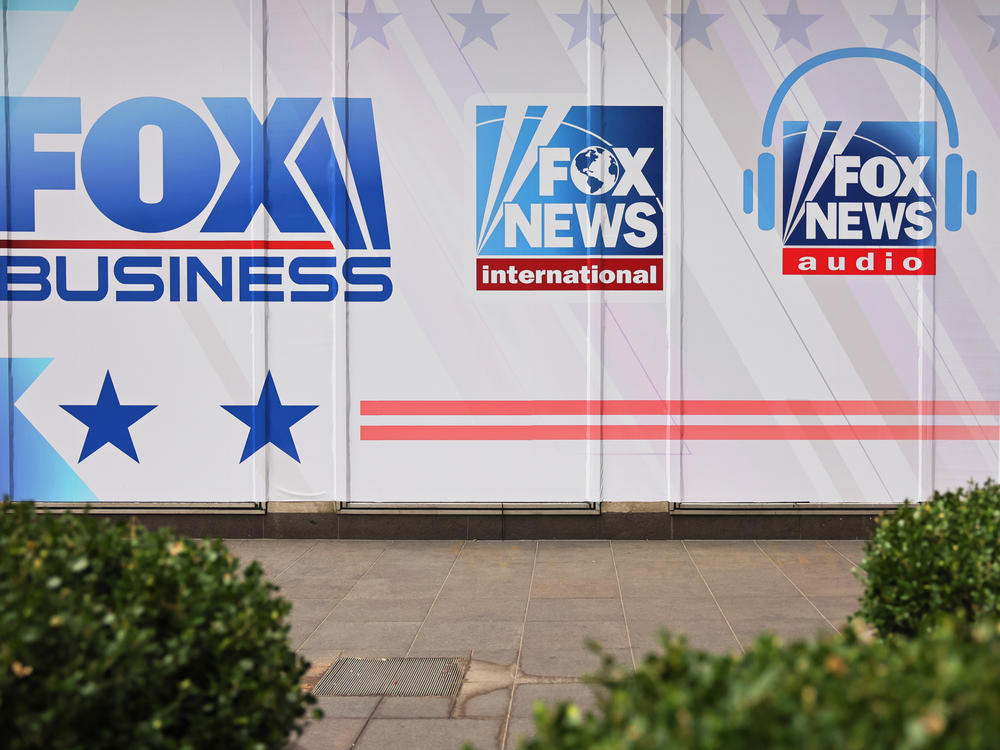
[743,47,977,233]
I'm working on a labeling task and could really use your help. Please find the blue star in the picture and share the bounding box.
[872,0,927,51]
[765,0,822,50]
[342,0,400,49]
[666,0,723,50]
[557,0,615,50]
[450,0,508,49]
[222,372,317,463]
[981,15,1000,52]
[61,372,156,463]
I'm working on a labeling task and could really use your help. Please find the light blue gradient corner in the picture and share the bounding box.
[6,1,79,10]
[1,358,97,503]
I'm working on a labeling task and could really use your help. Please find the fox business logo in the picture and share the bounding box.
[744,49,978,276]
[476,105,663,291]
[0,96,392,302]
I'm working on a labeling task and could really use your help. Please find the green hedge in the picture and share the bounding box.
[523,620,1000,750]
[0,502,317,750]
[857,480,1000,636]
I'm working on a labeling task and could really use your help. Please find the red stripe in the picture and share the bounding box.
[0,239,335,250]
[477,257,662,290]
[361,424,999,441]
[360,400,1000,416]
[782,247,936,275]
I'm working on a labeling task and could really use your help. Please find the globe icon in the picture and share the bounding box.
[570,146,620,195]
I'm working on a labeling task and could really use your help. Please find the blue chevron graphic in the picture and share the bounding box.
[0,358,97,502]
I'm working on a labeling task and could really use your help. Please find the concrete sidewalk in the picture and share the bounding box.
[226,539,865,750]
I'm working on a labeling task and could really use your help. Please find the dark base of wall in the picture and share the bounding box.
[97,511,876,540]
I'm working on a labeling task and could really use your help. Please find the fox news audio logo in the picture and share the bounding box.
[475,105,663,291]
[744,49,978,277]
[0,96,392,302]
[782,120,936,274]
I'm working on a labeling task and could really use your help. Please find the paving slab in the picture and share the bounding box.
[616,572,709,599]
[298,620,423,660]
[757,541,864,600]
[436,580,533,600]
[629,616,740,655]
[526,597,624,622]
[287,598,340,650]
[619,593,721,621]
[522,620,630,651]
[810,594,863,624]
[511,683,598,717]
[731,616,837,648]
[339,577,447,601]
[375,696,455,719]
[354,718,503,750]
[292,716,367,750]
[227,538,865,749]
[311,696,381,719]
[828,540,867,565]
[504,719,537,750]
[226,539,318,578]
[467,647,522,665]
[519,647,632,679]
[457,687,511,718]
[535,540,615,563]
[324,597,436,623]
[426,597,530,622]
[410,620,525,655]
[530,578,621,599]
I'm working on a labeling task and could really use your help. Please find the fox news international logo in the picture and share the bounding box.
[475,105,663,291]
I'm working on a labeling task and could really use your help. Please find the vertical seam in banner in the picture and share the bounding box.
[928,0,938,496]
[917,0,930,501]
[599,0,608,505]
[333,2,343,509]
[608,0,689,495]
[667,0,677,498]
[585,5,593,504]
[2,0,13,502]
[261,0,271,505]
[601,0,682,495]
[343,0,351,507]
[677,0,685,503]
[583,4,599,505]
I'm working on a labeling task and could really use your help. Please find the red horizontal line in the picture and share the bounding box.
[0,239,335,250]
[361,425,998,441]
[360,400,1000,416]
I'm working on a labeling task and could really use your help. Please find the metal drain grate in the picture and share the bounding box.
[313,657,467,697]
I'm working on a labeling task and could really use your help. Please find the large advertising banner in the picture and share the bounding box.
[2,0,997,505]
